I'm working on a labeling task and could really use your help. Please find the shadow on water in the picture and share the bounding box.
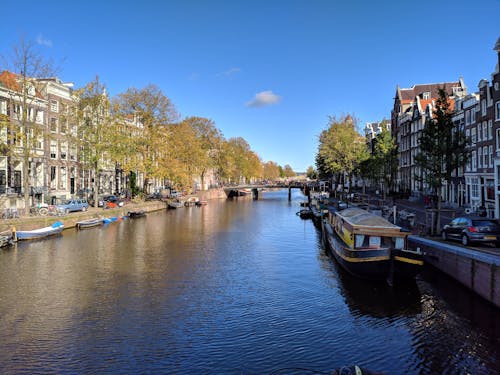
[418,265,500,338]
[330,255,422,319]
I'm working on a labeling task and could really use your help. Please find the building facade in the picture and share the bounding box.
[391,79,467,199]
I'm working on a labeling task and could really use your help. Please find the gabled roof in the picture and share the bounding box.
[399,81,462,101]
[0,70,45,99]
[0,71,20,91]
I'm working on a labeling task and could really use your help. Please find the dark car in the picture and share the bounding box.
[441,216,500,246]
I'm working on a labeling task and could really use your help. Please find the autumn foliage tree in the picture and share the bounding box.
[317,114,368,190]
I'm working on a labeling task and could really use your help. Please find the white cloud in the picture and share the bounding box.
[36,34,53,47]
[216,67,241,77]
[246,90,282,108]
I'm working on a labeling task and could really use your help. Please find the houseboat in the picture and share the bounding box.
[322,207,422,283]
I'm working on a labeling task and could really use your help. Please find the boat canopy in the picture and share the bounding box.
[335,207,400,229]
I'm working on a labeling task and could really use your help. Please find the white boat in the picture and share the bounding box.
[13,221,64,241]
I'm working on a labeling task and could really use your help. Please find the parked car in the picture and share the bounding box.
[56,199,89,214]
[441,216,500,246]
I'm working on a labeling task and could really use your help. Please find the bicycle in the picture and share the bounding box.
[1,208,20,219]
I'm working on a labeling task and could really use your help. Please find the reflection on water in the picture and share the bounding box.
[0,190,498,374]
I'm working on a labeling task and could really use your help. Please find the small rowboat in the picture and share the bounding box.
[167,200,184,209]
[76,218,103,229]
[102,217,120,224]
[0,234,12,248]
[196,200,207,206]
[13,221,64,241]
[127,210,146,218]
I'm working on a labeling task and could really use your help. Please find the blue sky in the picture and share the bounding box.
[1,0,500,172]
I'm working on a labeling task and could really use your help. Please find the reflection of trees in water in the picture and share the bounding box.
[410,268,500,374]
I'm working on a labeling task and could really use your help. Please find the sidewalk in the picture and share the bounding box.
[353,193,457,235]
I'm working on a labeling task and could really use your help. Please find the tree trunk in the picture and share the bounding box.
[23,156,30,210]
[436,190,442,236]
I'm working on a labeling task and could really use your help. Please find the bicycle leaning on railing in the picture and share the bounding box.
[1,208,20,219]
[30,204,66,217]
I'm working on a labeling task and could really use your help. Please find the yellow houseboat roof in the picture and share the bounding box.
[335,207,406,236]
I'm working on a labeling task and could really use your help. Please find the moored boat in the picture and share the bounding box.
[0,234,12,248]
[322,207,422,283]
[127,210,146,218]
[195,200,207,206]
[13,221,64,241]
[76,218,103,229]
[167,200,184,209]
[102,216,120,224]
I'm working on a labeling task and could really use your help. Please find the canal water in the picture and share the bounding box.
[0,189,498,374]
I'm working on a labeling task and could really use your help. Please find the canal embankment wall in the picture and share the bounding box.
[0,188,227,233]
[409,236,500,308]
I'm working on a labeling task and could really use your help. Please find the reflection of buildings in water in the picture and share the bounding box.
[333,260,422,319]
[408,268,500,374]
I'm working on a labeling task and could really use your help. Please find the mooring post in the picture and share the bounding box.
[288,187,291,201]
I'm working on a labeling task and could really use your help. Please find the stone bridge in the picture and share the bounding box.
[222,182,308,200]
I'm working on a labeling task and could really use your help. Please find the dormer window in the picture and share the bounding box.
[422,92,430,99]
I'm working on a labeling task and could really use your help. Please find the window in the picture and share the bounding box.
[489,120,493,139]
[472,151,476,171]
[35,136,43,150]
[50,100,58,113]
[423,92,430,99]
[482,122,487,141]
[477,125,481,142]
[486,179,494,200]
[70,145,76,161]
[50,166,56,189]
[36,110,43,124]
[0,100,6,115]
[483,146,488,168]
[50,141,57,159]
[471,177,479,198]
[466,129,470,144]
[497,129,500,150]
[60,142,67,160]
[489,145,493,167]
[471,127,476,144]
[50,118,57,133]
[482,99,487,115]
[60,167,67,189]
[60,120,67,134]
[465,110,471,125]
[496,101,500,120]
[471,109,476,124]
[478,148,482,168]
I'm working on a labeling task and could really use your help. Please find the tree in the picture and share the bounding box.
[283,164,295,178]
[182,116,224,189]
[317,114,367,190]
[1,37,55,209]
[306,165,317,180]
[74,76,114,207]
[368,123,398,199]
[114,84,178,192]
[415,88,469,235]
[263,161,280,180]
